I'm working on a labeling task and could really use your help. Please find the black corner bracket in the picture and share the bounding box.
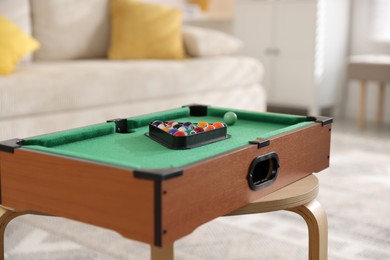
[0,138,24,153]
[249,139,270,148]
[134,168,183,181]
[107,118,129,133]
[182,104,209,117]
[306,116,333,126]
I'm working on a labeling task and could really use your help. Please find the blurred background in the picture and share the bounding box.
[168,0,390,126]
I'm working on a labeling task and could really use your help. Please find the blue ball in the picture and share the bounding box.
[169,128,179,135]
[152,120,162,127]
[183,121,193,129]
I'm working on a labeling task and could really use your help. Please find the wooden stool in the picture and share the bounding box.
[0,175,326,260]
[348,55,390,128]
[226,174,327,260]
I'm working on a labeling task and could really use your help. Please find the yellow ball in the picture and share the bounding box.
[197,121,208,128]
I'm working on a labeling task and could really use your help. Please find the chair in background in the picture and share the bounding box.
[348,55,390,128]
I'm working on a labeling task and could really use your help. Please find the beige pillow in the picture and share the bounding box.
[182,26,243,57]
[31,0,110,60]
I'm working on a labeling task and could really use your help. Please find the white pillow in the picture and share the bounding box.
[182,26,243,57]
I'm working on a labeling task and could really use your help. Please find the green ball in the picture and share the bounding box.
[223,112,238,125]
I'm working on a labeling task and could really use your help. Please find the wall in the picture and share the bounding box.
[318,0,351,109]
[341,0,390,124]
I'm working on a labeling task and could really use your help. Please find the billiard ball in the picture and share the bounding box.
[194,127,204,133]
[213,122,225,128]
[169,128,178,135]
[157,123,166,129]
[173,131,187,136]
[223,112,237,125]
[167,121,178,127]
[183,122,193,129]
[197,121,208,128]
[186,129,196,135]
[152,120,162,127]
[204,125,215,131]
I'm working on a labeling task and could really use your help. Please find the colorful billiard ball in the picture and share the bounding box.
[223,112,237,125]
[167,121,178,127]
[169,128,178,135]
[194,127,204,133]
[152,120,162,127]
[197,121,208,128]
[157,123,166,129]
[173,131,187,136]
[204,125,215,131]
[183,122,193,129]
[213,122,225,128]
[185,129,196,135]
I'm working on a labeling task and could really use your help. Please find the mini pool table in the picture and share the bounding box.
[0,105,332,247]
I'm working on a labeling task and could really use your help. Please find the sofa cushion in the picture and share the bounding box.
[0,16,40,75]
[31,0,109,61]
[108,0,185,60]
[0,57,263,118]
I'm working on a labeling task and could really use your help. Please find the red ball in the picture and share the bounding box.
[173,131,186,136]
[167,121,178,127]
[194,127,204,133]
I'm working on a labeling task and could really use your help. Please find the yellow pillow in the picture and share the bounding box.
[108,0,185,60]
[0,16,40,75]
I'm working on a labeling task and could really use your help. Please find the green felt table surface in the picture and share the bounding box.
[22,107,314,169]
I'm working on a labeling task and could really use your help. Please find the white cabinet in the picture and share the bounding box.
[234,0,350,115]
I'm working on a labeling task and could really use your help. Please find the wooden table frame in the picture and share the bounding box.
[0,175,327,260]
[0,117,331,248]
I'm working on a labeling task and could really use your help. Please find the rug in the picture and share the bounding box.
[4,121,390,259]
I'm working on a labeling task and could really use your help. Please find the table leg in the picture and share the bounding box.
[377,82,385,127]
[151,244,174,260]
[0,207,29,260]
[359,80,367,128]
[288,200,328,260]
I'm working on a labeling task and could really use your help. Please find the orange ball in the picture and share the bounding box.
[204,125,216,131]
[213,122,225,128]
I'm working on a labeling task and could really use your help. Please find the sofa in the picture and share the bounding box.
[0,0,266,141]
